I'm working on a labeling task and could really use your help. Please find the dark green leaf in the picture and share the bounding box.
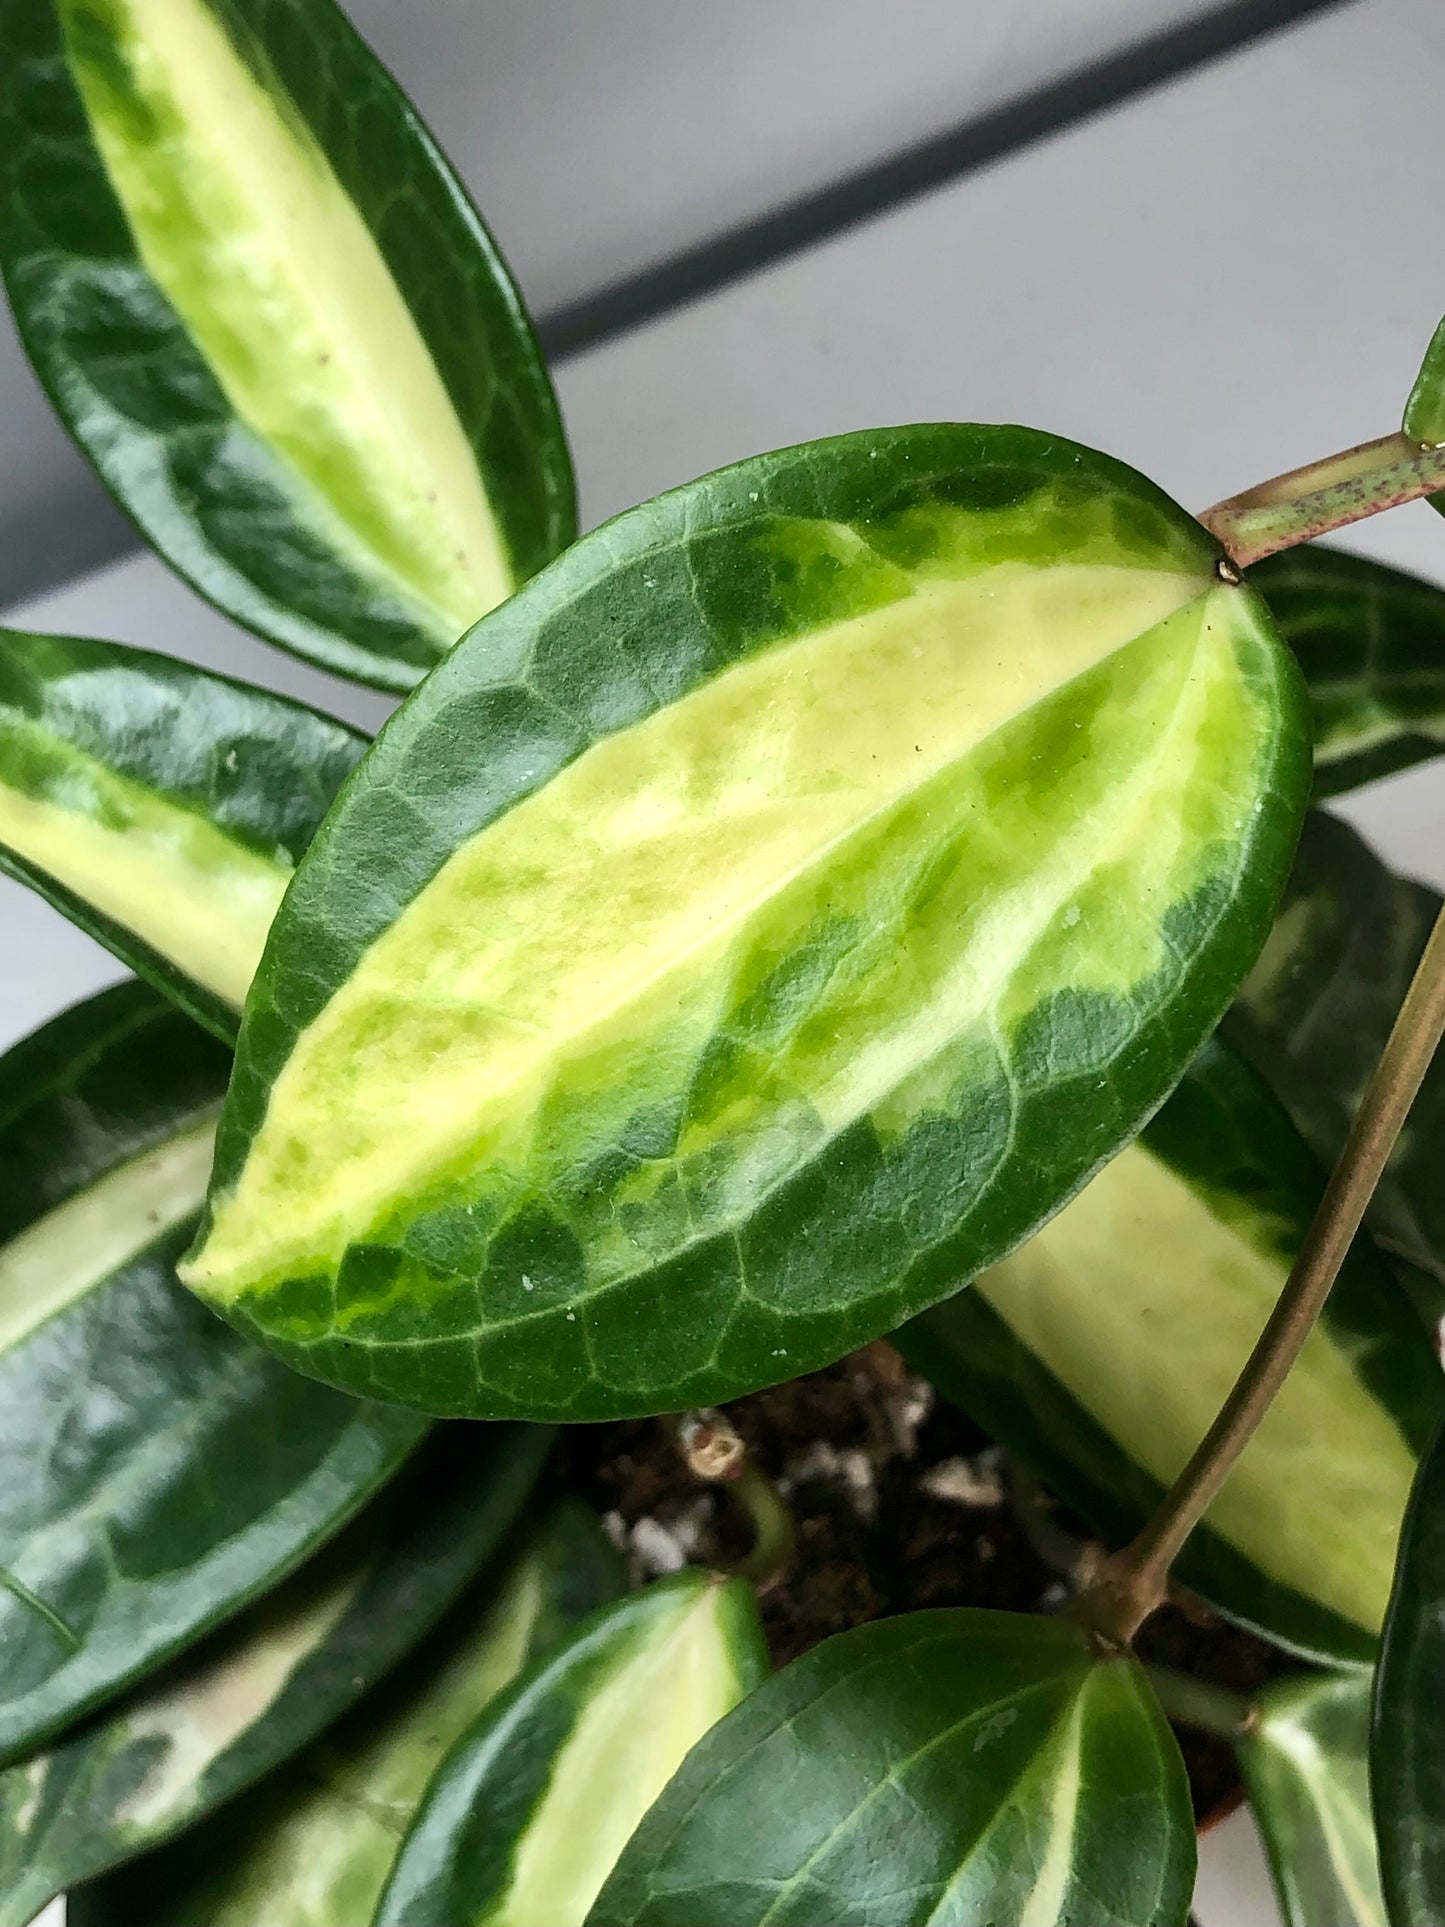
[589,1609,1194,1927]
[182,423,1311,1421]
[1237,1672,1386,1927]
[0,1423,547,1926]
[0,626,367,1040]
[0,0,574,691]
[0,981,428,1766]
[376,1569,767,1927]
[1224,808,1445,1318]
[1249,547,1445,796]
[75,1500,626,1927]
[900,1041,1442,1666]
[1373,1412,1445,1926]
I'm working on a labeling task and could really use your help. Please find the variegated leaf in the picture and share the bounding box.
[1238,1672,1386,1927]
[1250,547,1445,797]
[901,1042,1442,1665]
[75,1501,627,1927]
[181,424,1311,1421]
[0,981,427,1766]
[0,626,366,1038]
[0,1425,548,1926]
[376,1570,768,1927]
[589,1611,1194,1927]
[0,0,574,689]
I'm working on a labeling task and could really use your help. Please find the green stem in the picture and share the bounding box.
[678,1409,795,1594]
[732,1464,796,1593]
[1075,898,1445,1649]
[1143,1666,1257,1741]
[1199,431,1445,566]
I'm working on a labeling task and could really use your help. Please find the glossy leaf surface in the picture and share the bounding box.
[0,626,366,1039]
[183,424,1310,1421]
[0,0,574,690]
[0,981,428,1766]
[1225,808,1445,1315]
[79,1502,626,1927]
[1237,1672,1386,1927]
[1373,1413,1445,1926]
[0,1424,547,1926]
[376,1568,767,1927]
[1404,318,1445,447]
[901,1042,1441,1664]
[590,1609,1194,1927]
[1250,547,1445,795]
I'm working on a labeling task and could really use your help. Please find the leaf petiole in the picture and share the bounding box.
[1200,431,1445,567]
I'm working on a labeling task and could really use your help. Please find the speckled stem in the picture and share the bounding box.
[1200,431,1445,567]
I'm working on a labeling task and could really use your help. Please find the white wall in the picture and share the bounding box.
[355,0,1235,312]
[0,0,1271,598]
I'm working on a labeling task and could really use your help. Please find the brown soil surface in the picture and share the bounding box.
[559,1342,1296,1823]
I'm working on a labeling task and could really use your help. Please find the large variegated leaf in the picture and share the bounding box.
[375,1569,768,1927]
[0,0,574,690]
[901,1041,1442,1665]
[1237,1673,1386,1927]
[74,1501,626,1927]
[181,424,1311,1422]
[1373,1413,1445,1926]
[1225,808,1445,1315]
[0,627,366,1039]
[0,981,428,1766]
[1249,547,1445,796]
[0,1424,547,1927]
[589,1610,1194,1927]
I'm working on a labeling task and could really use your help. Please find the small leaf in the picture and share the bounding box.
[1249,547,1445,796]
[1404,318,1445,448]
[0,627,367,1039]
[182,423,1311,1421]
[589,1609,1194,1927]
[1224,808,1445,1318]
[1237,1672,1386,1927]
[0,0,574,690]
[0,981,429,1766]
[900,1041,1442,1664]
[0,1423,548,1927]
[374,1569,767,1927]
[1372,1412,1445,1926]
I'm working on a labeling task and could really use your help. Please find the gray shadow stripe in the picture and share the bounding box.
[4,0,1354,610]
[539,0,1355,361]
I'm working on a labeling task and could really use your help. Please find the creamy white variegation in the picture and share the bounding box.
[1011,1696,1086,1927]
[111,1557,364,1831]
[977,1143,1418,1633]
[0,1117,218,1353]
[0,762,288,1010]
[190,560,1249,1303]
[61,0,513,641]
[159,1541,553,1927]
[1259,1700,1386,1926]
[496,1583,753,1927]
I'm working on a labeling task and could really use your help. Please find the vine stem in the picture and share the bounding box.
[1074,897,1445,1649]
[678,1410,795,1594]
[1199,430,1445,566]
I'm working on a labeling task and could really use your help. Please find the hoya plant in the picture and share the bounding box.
[3,2,1445,1923]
